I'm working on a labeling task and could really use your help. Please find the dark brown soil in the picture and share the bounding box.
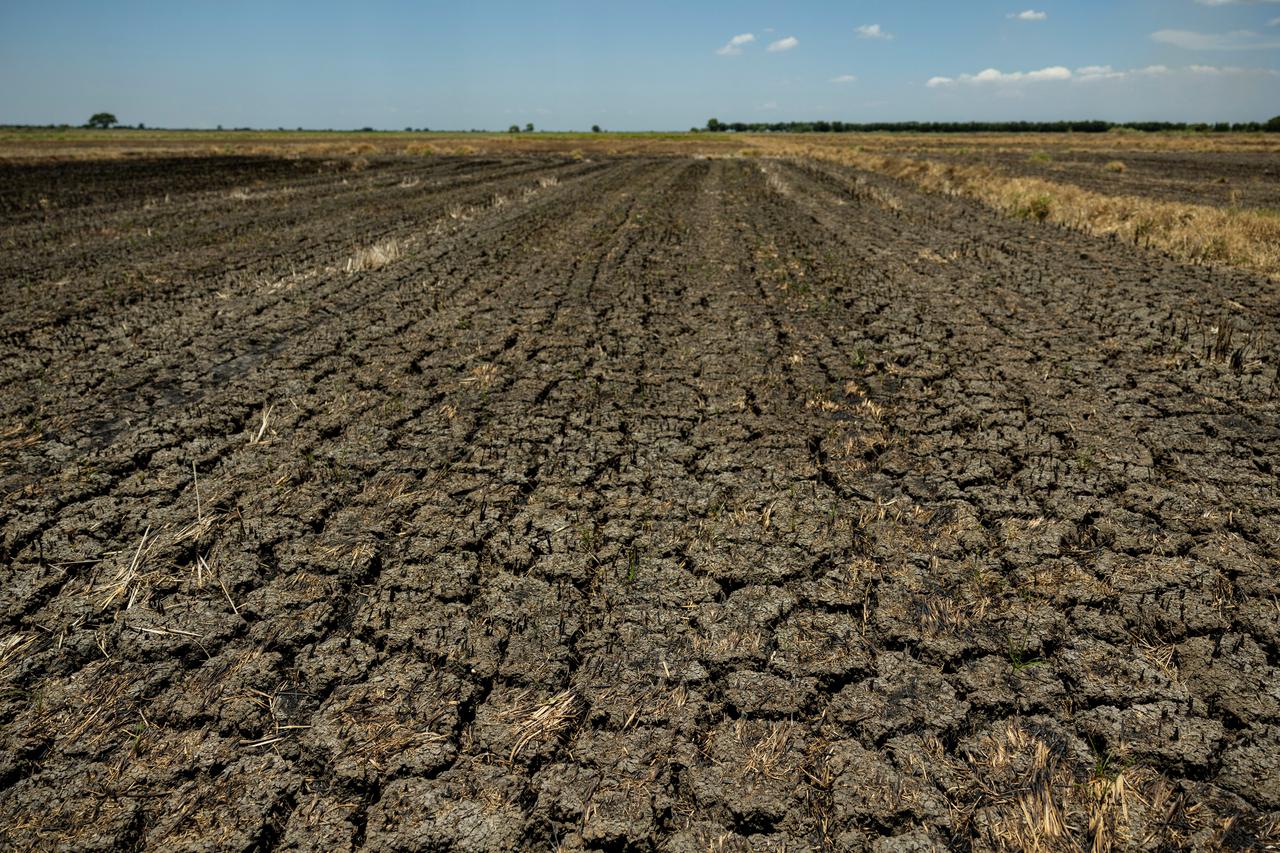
[1,154,1278,851]
[919,147,1280,210]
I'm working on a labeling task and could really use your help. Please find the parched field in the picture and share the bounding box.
[908,146,1280,210]
[1,149,1278,850]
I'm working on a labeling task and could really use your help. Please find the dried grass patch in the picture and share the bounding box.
[498,689,582,760]
[762,141,1280,279]
[0,633,38,683]
[345,238,404,273]
[958,723,1143,852]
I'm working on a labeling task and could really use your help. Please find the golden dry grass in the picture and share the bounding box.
[0,128,745,161]
[0,633,37,683]
[758,138,1280,279]
[782,130,1280,157]
[960,722,1148,853]
[4,126,1276,162]
[499,689,582,761]
[345,238,405,273]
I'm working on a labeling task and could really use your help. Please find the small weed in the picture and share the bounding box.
[1009,648,1045,671]
[1086,735,1128,781]
[1016,193,1053,222]
[1008,631,1046,671]
[624,544,640,584]
[127,719,150,754]
[1103,160,1126,174]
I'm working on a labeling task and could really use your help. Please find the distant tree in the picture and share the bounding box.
[360,126,374,132]
[525,122,534,132]
[592,124,602,133]
[682,118,1280,134]
[87,112,118,129]
[508,124,520,133]
[137,122,145,130]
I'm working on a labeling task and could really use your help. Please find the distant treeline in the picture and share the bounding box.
[5,118,1280,134]
[702,118,1280,133]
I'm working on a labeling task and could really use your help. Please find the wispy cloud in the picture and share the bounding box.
[1073,64,1176,81]
[1188,63,1277,73]
[927,66,1071,87]
[1075,65,1124,80]
[767,36,799,52]
[1270,16,1280,25]
[928,62,1274,87]
[855,24,893,40]
[1151,28,1280,49]
[830,74,858,84]
[1008,10,1048,21]
[716,33,755,56]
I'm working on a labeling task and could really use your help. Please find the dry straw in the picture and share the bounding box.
[762,140,1280,279]
[345,239,404,273]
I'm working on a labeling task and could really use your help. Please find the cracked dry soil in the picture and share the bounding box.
[1,154,1278,851]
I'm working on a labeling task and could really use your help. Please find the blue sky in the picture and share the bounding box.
[1,1,1278,129]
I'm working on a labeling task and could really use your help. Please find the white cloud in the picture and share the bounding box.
[716,33,755,56]
[767,36,799,52]
[830,74,858,83]
[927,65,1072,86]
[1076,64,1176,81]
[1026,66,1073,80]
[928,62,1275,87]
[1270,16,1280,25]
[856,24,893,40]
[1008,10,1048,21]
[1151,28,1280,50]
[1076,65,1124,80]
[1186,64,1278,74]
